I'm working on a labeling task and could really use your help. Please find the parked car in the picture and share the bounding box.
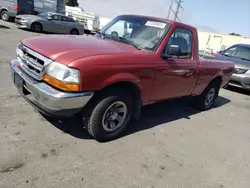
[0,0,34,21]
[15,12,84,34]
[214,44,250,91]
[10,15,234,141]
[34,0,65,15]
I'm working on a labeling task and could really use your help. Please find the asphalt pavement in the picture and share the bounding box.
[0,20,250,188]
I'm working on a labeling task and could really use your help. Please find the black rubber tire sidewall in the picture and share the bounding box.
[70,29,79,35]
[194,81,220,110]
[31,23,42,33]
[86,90,133,142]
[1,11,9,21]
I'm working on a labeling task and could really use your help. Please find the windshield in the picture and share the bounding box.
[222,45,250,61]
[97,15,172,51]
[38,12,50,18]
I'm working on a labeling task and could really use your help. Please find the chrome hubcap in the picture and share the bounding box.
[205,88,215,106]
[102,101,127,132]
[33,25,40,32]
[2,13,7,20]
[71,30,78,35]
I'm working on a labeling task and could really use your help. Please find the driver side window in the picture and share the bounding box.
[52,15,60,21]
[165,28,193,59]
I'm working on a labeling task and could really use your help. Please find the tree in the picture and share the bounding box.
[65,0,79,7]
[229,33,241,36]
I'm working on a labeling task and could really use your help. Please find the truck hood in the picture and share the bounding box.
[21,35,140,65]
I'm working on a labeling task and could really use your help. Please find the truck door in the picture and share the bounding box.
[17,0,34,15]
[152,28,199,100]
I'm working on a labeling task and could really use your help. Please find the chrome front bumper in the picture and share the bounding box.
[228,72,250,91]
[11,59,94,117]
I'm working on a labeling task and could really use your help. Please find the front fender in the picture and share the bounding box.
[100,73,142,90]
[212,71,223,81]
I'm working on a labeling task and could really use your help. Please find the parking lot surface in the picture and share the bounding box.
[1,21,250,188]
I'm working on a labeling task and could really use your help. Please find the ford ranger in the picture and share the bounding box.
[10,15,235,141]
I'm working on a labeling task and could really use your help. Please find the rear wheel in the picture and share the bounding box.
[194,80,220,110]
[70,29,79,35]
[83,89,133,142]
[1,11,10,21]
[31,23,43,33]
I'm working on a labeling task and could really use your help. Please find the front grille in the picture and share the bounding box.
[17,44,51,80]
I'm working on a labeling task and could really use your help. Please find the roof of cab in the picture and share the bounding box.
[119,14,197,31]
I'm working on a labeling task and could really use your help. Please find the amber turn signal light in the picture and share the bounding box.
[43,73,80,92]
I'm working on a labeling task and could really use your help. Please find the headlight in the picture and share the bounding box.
[43,61,80,92]
[16,43,24,64]
[234,68,248,74]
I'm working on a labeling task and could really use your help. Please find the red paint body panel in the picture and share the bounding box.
[20,15,235,105]
[21,35,142,65]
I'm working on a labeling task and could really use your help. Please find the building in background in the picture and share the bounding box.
[198,31,250,55]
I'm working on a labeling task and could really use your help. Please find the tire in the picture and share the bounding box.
[31,22,43,33]
[194,80,220,110]
[70,29,79,35]
[1,11,10,21]
[83,89,133,142]
[84,29,91,35]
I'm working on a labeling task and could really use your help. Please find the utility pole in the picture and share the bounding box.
[167,0,184,21]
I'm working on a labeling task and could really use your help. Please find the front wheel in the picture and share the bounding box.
[193,81,220,110]
[70,29,79,35]
[31,23,43,33]
[83,89,133,142]
[1,11,10,21]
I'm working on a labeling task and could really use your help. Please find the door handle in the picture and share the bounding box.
[188,66,195,72]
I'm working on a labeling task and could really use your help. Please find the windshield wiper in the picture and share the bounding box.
[118,36,141,50]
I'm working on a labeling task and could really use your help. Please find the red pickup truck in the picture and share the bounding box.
[11,15,234,141]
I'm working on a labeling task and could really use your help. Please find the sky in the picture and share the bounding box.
[79,0,250,37]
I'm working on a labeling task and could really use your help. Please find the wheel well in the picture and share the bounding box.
[210,76,222,87]
[96,81,142,119]
[0,9,8,14]
[99,82,141,101]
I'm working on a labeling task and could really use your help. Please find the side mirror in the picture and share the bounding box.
[161,45,181,59]
[168,45,181,56]
[47,16,52,20]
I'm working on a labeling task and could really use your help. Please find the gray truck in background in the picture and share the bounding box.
[34,0,65,15]
[0,0,34,21]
